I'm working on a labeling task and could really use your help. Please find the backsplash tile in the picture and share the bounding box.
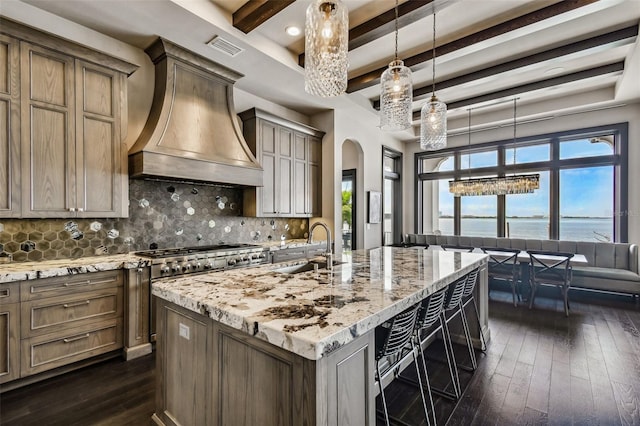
[0,179,308,261]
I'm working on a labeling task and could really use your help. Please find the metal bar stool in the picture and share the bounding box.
[425,275,469,400]
[460,267,487,358]
[375,303,429,426]
[397,286,449,426]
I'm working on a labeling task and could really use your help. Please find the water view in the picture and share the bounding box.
[438,217,613,242]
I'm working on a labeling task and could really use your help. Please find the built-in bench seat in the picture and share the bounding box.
[405,234,640,297]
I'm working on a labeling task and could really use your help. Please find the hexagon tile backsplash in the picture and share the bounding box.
[0,179,308,262]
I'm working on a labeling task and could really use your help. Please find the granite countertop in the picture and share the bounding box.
[0,253,153,283]
[152,247,488,360]
[0,240,326,284]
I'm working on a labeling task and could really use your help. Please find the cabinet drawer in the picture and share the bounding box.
[20,270,122,301]
[21,318,123,376]
[21,287,123,338]
[0,282,20,304]
[306,246,326,258]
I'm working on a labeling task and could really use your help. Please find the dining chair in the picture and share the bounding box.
[374,303,429,426]
[481,247,521,307]
[440,244,475,253]
[526,250,574,317]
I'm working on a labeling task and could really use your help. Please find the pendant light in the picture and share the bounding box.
[448,99,540,196]
[304,0,349,97]
[420,11,447,150]
[379,0,413,131]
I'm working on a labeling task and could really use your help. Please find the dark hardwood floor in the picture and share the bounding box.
[2,285,640,426]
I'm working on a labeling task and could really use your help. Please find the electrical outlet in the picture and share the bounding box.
[179,323,190,340]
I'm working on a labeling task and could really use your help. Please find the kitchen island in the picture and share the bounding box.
[151,246,488,426]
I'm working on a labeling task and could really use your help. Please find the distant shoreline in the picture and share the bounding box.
[439,216,612,219]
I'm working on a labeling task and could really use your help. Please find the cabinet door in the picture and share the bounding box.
[75,60,125,217]
[0,282,20,383]
[0,35,21,218]
[308,136,322,216]
[293,132,308,217]
[258,119,278,216]
[20,42,76,218]
[277,127,293,216]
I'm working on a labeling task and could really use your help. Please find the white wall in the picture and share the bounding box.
[403,101,640,244]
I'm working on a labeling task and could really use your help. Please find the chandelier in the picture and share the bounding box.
[449,99,540,196]
[420,11,447,150]
[379,0,412,131]
[304,0,349,97]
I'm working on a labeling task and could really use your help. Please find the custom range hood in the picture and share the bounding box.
[128,38,263,187]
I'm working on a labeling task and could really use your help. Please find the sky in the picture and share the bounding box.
[437,138,614,218]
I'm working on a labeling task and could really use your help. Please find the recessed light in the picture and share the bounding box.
[285,26,301,36]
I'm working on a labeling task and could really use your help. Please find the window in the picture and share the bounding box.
[505,171,550,239]
[416,124,627,242]
[560,166,614,242]
[383,147,402,245]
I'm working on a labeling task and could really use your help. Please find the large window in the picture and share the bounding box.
[416,124,627,242]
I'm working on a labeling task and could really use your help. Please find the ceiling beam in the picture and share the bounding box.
[410,61,625,120]
[372,25,638,109]
[298,0,442,67]
[233,0,296,34]
[348,0,600,93]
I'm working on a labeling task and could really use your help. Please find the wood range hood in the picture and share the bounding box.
[128,38,263,187]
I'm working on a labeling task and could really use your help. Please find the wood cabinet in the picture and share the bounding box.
[0,283,20,384]
[0,18,136,219]
[0,271,125,383]
[153,298,375,426]
[0,34,21,218]
[240,108,324,218]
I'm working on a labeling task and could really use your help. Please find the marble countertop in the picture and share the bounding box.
[0,240,326,283]
[0,253,153,283]
[152,247,487,360]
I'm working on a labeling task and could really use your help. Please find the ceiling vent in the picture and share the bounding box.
[207,35,243,56]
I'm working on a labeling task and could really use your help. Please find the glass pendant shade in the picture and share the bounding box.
[304,0,348,97]
[420,95,447,150]
[379,60,413,131]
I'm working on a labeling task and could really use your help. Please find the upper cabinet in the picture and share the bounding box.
[0,34,20,218]
[240,108,324,218]
[0,18,137,219]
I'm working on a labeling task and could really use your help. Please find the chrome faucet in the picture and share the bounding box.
[308,221,333,270]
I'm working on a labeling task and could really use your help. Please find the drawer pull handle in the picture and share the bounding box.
[64,280,92,287]
[63,300,91,308]
[63,333,90,343]
[0,289,9,297]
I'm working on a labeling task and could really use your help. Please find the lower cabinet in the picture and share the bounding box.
[0,283,20,384]
[271,244,327,263]
[154,299,375,426]
[0,270,125,386]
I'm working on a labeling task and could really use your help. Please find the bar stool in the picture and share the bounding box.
[460,267,486,357]
[397,286,449,426]
[375,304,429,426]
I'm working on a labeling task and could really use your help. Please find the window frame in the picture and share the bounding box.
[414,122,628,242]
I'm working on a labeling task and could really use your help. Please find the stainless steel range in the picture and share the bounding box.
[135,243,270,341]
[136,243,271,280]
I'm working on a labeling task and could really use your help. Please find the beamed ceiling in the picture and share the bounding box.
[5,0,639,140]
